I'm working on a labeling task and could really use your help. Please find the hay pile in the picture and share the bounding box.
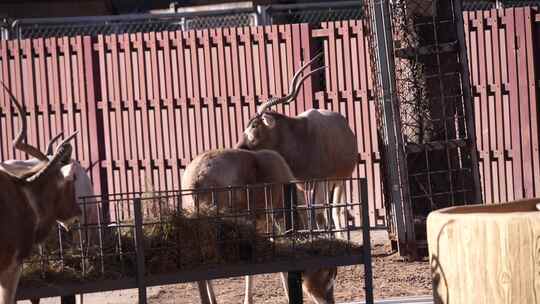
[20,207,361,288]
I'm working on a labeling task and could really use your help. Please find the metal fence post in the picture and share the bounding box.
[367,0,417,259]
[284,183,302,304]
[133,198,147,304]
[287,271,303,304]
[360,179,374,304]
[453,0,483,204]
[256,5,270,26]
[284,183,299,231]
[60,295,75,304]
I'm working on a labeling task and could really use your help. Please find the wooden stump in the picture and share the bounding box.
[427,198,540,304]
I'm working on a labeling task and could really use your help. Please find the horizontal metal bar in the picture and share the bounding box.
[405,139,470,152]
[11,8,257,27]
[16,278,138,300]
[17,255,364,301]
[144,254,365,286]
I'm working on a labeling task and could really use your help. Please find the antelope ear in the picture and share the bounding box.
[60,163,76,181]
[262,114,275,128]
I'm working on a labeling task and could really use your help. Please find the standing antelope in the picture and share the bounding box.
[0,84,81,304]
[235,52,359,238]
[181,149,337,304]
[0,85,97,304]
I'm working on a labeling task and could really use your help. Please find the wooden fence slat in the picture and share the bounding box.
[202,30,218,152]
[257,26,269,101]
[506,8,524,199]
[163,31,180,190]
[243,26,257,116]
[12,39,24,160]
[97,35,115,197]
[82,37,97,192]
[1,40,13,160]
[358,20,378,224]
[498,9,514,202]
[123,33,141,193]
[106,36,120,195]
[176,31,192,162]
[216,28,232,149]
[22,39,39,156]
[516,7,534,198]
[63,37,76,143]
[111,34,129,195]
[490,9,508,203]
[188,31,205,155]
[482,10,500,204]
[230,27,244,144]
[149,32,166,191]
[271,25,282,101]
[139,32,153,193]
[50,38,64,155]
[291,24,304,113]
[524,8,540,197]
[477,10,493,204]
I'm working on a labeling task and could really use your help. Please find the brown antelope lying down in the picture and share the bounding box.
[236,53,358,238]
[181,149,337,304]
[0,84,82,304]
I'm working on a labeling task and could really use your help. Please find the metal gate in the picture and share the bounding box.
[364,0,482,258]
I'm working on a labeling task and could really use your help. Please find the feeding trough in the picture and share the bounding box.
[427,198,540,304]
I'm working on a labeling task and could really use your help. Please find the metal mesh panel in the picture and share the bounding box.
[364,0,481,256]
[7,11,257,40]
[3,1,366,40]
[184,13,256,30]
[11,14,185,39]
[463,0,540,10]
[268,7,363,26]
[390,0,479,212]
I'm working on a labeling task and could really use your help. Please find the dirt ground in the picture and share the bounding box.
[27,231,432,304]
[144,243,432,304]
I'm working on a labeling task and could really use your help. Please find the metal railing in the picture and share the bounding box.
[2,1,363,40]
[16,178,373,304]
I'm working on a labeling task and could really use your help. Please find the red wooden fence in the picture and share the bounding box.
[0,21,385,227]
[0,36,102,196]
[465,6,540,204]
[2,7,539,227]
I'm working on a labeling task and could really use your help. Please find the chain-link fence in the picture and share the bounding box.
[463,0,540,10]
[1,1,362,40]
[9,14,184,40]
[265,2,363,25]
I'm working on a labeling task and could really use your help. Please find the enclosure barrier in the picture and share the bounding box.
[0,21,384,228]
[1,6,540,241]
[16,178,373,304]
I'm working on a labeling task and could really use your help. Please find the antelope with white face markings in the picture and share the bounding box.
[0,83,81,304]
[236,52,358,239]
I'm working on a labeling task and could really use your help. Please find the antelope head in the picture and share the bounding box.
[236,52,325,150]
[0,82,81,227]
